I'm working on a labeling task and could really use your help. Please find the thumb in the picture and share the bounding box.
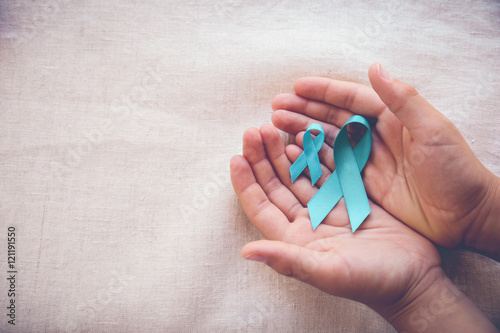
[368,63,450,143]
[241,240,343,295]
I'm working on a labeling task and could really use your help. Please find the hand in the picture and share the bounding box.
[230,123,441,314]
[230,124,497,332]
[271,63,500,255]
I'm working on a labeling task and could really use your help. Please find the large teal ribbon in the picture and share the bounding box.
[289,123,325,186]
[307,115,372,232]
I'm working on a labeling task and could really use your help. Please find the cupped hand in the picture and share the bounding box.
[270,63,499,249]
[230,123,442,314]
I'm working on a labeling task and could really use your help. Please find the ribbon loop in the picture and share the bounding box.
[289,123,325,185]
[307,115,372,232]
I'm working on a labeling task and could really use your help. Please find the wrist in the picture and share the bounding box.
[379,268,497,333]
[375,266,445,331]
[465,174,500,260]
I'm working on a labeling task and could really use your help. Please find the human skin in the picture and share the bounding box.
[270,63,500,259]
[230,123,497,332]
[230,63,499,331]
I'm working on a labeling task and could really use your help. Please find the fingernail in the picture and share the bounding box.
[244,254,267,264]
[377,63,391,80]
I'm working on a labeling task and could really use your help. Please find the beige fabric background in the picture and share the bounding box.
[0,1,499,332]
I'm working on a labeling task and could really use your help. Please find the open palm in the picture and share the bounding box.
[269,64,498,248]
[230,123,442,312]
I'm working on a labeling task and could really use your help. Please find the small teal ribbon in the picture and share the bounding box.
[289,123,325,186]
[305,115,372,232]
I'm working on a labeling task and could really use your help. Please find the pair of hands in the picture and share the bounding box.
[230,63,500,331]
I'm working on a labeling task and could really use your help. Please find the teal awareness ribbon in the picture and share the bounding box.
[289,123,325,186]
[300,115,372,232]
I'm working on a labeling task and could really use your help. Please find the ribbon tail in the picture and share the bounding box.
[307,171,343,230]
[303,130,322,186]
[290,154,307,183]
[337,145,370,232]
[334,117,372,232]
[308,154,322,186]
[346,192,370,232]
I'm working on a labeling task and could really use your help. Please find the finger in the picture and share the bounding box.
[271,109,341,146]
[285,140,402,232]
[230,155,289,240]
[293,129,385,175]
[241,240,353,297]
[272,93,355,129]
[273,84,404,159]
[273,108,403,213]
[273,109,377,149]
[243,127,306,222]
[361,133,399,205]
[259,124,320,208]
[293,77,387,118]
[368,63,453,144]
[288,134,397,214]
